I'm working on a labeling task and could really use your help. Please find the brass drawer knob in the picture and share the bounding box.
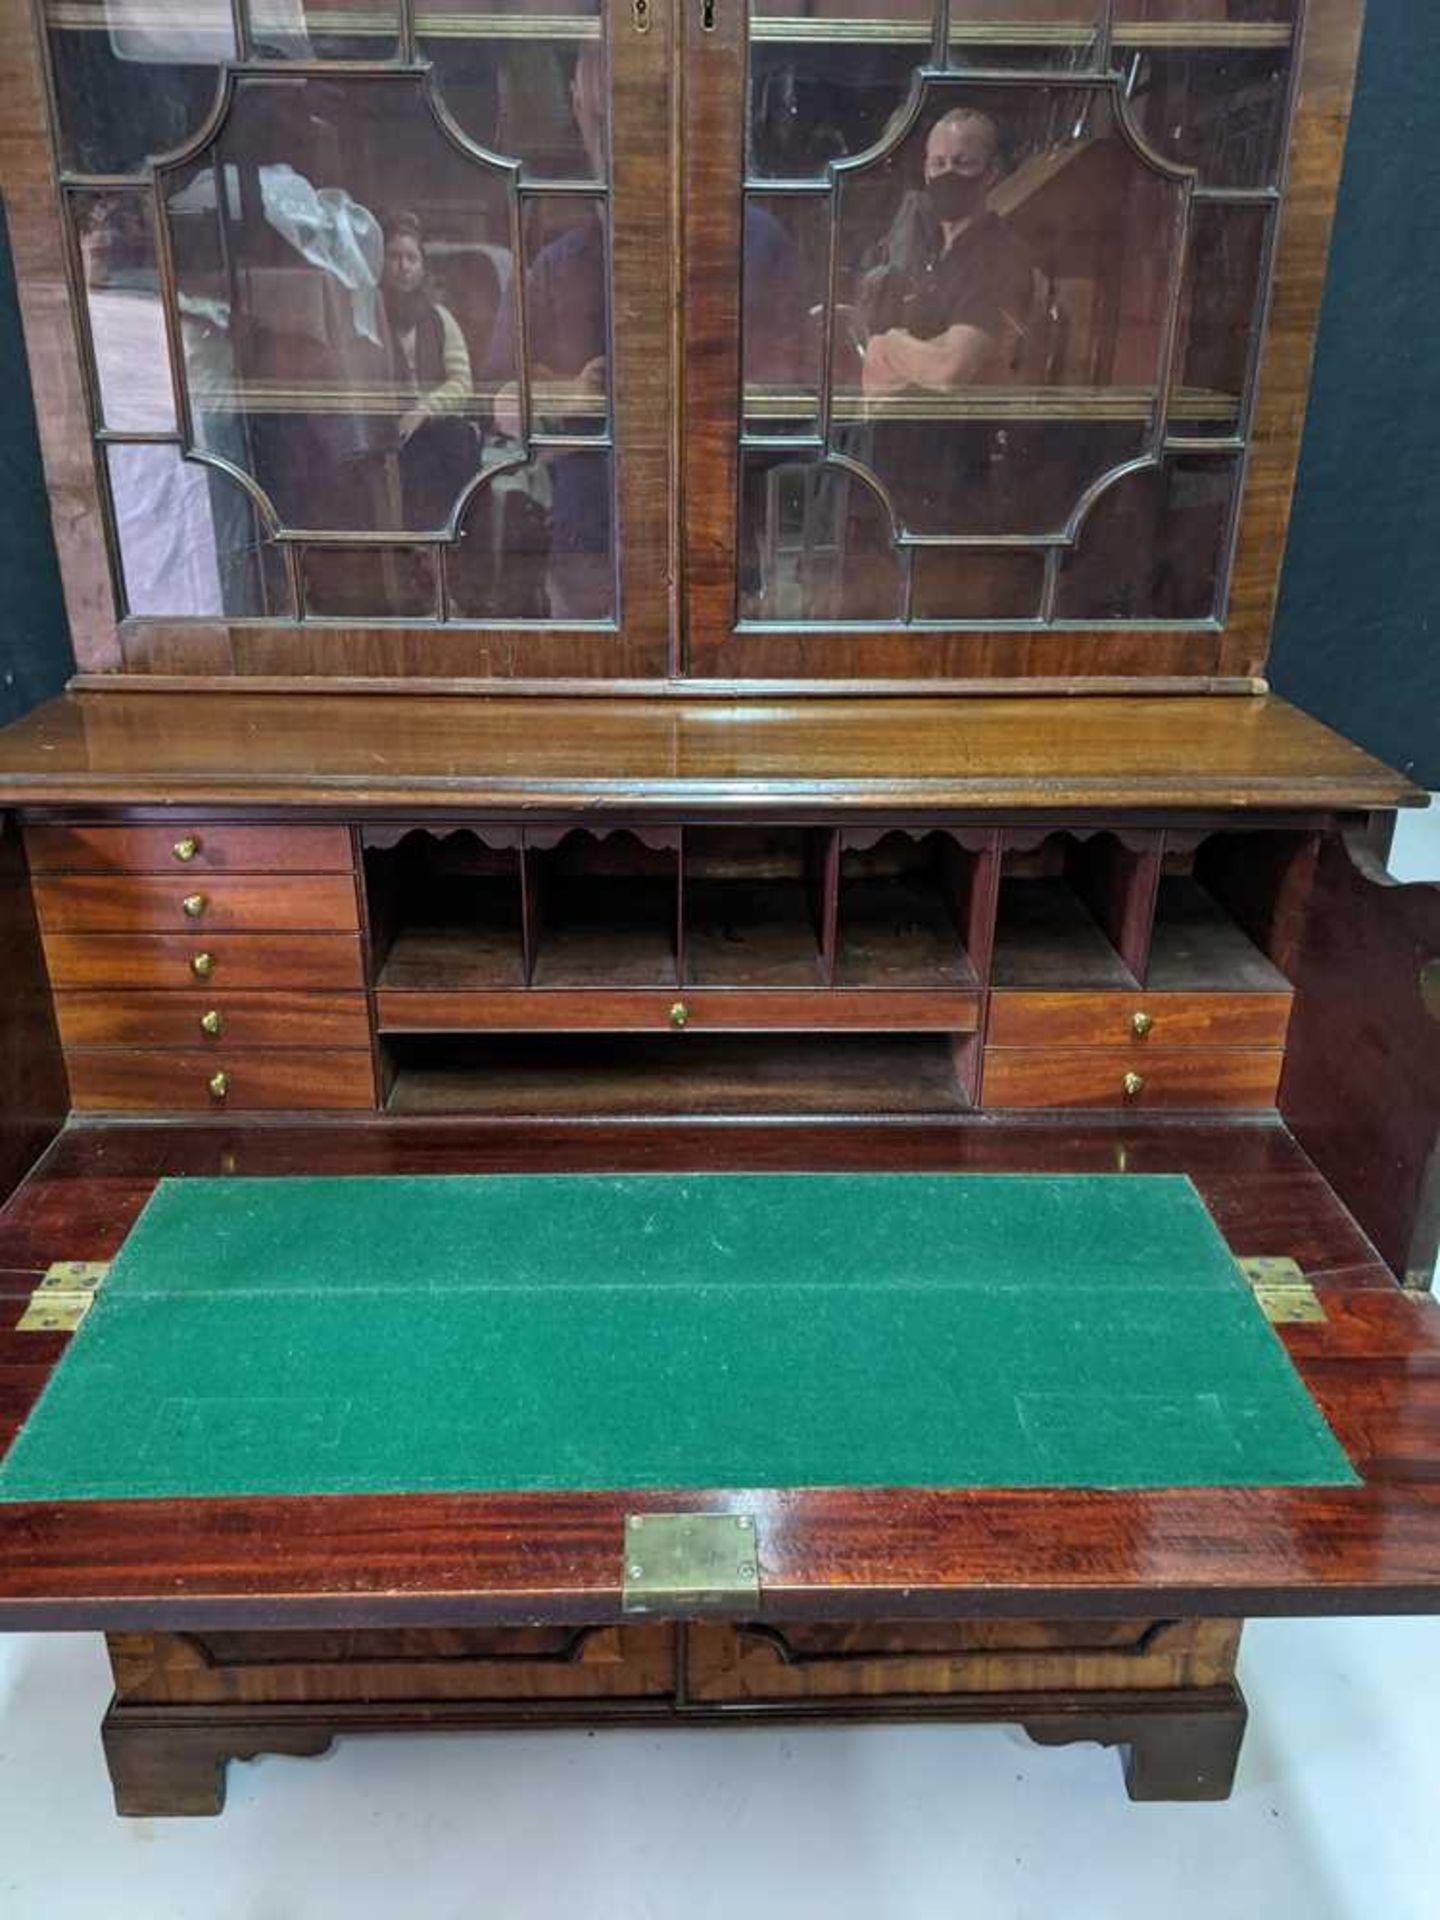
[182,892,208,919]
[199,1009,224,1037]
[668,1000,689,1029]
[190,951,215,979]
[1131,1011,1153,1039]
[172,836,200,863]
[1122,1071,1145,1100]
[207,1070,229,1102]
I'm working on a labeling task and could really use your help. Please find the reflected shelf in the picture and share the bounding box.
[46,5,602,38]
[748,17,1293,47]
[743,383,1238,425]
[191,380,608,419]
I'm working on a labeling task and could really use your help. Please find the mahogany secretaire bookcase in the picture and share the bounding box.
[1,0,1438,1818]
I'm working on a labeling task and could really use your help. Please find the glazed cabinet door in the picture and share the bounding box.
[681,0,1361,685]
[3,0,674,678]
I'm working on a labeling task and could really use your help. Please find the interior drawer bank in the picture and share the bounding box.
[52,990,372,1051]
[375,988,983,1033]
[24,823,353,874]
[982,1048,1285,1112]
[41,933,366,991]
[989,991,1293,1050]
[33,873,358,935]
[65,1049,376,1112]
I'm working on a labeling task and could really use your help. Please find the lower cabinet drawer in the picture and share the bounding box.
[42,932,365,990]
[53,990,372,1051]
[375,988,982,1033]
[685,1620,1241,1703]
[65,1049,377,1112]
[988,989,1292,1050]
[982,1046,1284,1111]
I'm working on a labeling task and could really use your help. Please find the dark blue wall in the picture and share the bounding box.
[0,207,72,729]
[1,13,1437,772]
[1269,5,1440,788]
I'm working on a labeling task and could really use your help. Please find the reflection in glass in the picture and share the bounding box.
[1055,455,1236,620]
[107,444,291,617]
[303,545,437,619]
[739,455,903,623]
[1173,200,1269,438]
[73,190,175,432]
[446,450,615,622]
[424,27,605,183]
[164,74,507,536]
[46,0,228,176]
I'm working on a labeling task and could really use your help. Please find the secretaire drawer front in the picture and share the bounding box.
[34,873,359,935]
[987,991,1292,1050]
[42,932,366,991]
[374,988,983,1033]
[983,1047,1284,1111]
[66,1049,376,1112]
[25,824,353,874]
[53,991,372,1052]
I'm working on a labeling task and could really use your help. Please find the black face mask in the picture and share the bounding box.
[926,171,987,224]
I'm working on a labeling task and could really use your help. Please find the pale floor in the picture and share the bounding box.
[1,806,1436,1918]
[0,1618,1439,1919]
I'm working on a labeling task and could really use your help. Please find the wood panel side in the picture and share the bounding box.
[0,815,68,1205]
[1279,827,1440,1288]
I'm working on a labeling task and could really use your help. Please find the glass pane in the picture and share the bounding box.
[1055,454,1237,621]
[303,546,437,619]
[72,190,175,433]
[910,546,1045,621]
[164,73,508,536]
[424,20,605,183]
[250,0,400,60]
[107,444,292,617]
[45,0,228,176]
[503,196,610,438]
[1117,45,1293,190]
[1173,200,1270,440]
[446,449,615,620]
[738,454,903,623]
[743,195,827,436]
[819,84,1180,534]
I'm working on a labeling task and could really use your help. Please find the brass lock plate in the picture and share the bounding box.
[1237,1255,1327,1325]
[622,1512,760,1614]
[16,1261,111,1333]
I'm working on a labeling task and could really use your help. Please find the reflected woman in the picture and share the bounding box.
[382,212,478,530]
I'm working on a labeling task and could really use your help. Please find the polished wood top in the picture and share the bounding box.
[0,692,1422,812]
[1,1118,1438,1628]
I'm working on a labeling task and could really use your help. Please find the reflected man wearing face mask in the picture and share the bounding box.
[857,108,1035,395]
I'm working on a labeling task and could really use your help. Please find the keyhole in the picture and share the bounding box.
[701,0,716,28]
[632,0,650,31]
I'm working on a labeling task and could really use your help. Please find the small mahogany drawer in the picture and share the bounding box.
[42,932,365,991]
[982,1046,1284,1111]
[25,824,353,874]
[53,991,372,1052]
[987,990,1292,1051]
[33,873,358,935]
[65,1049,376,1113]
[375,988,983,1033]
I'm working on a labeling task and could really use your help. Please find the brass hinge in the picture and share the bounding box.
[1237,1255,1326,1325]
[622,1513,761,1614]
[15,1261,111,1334]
